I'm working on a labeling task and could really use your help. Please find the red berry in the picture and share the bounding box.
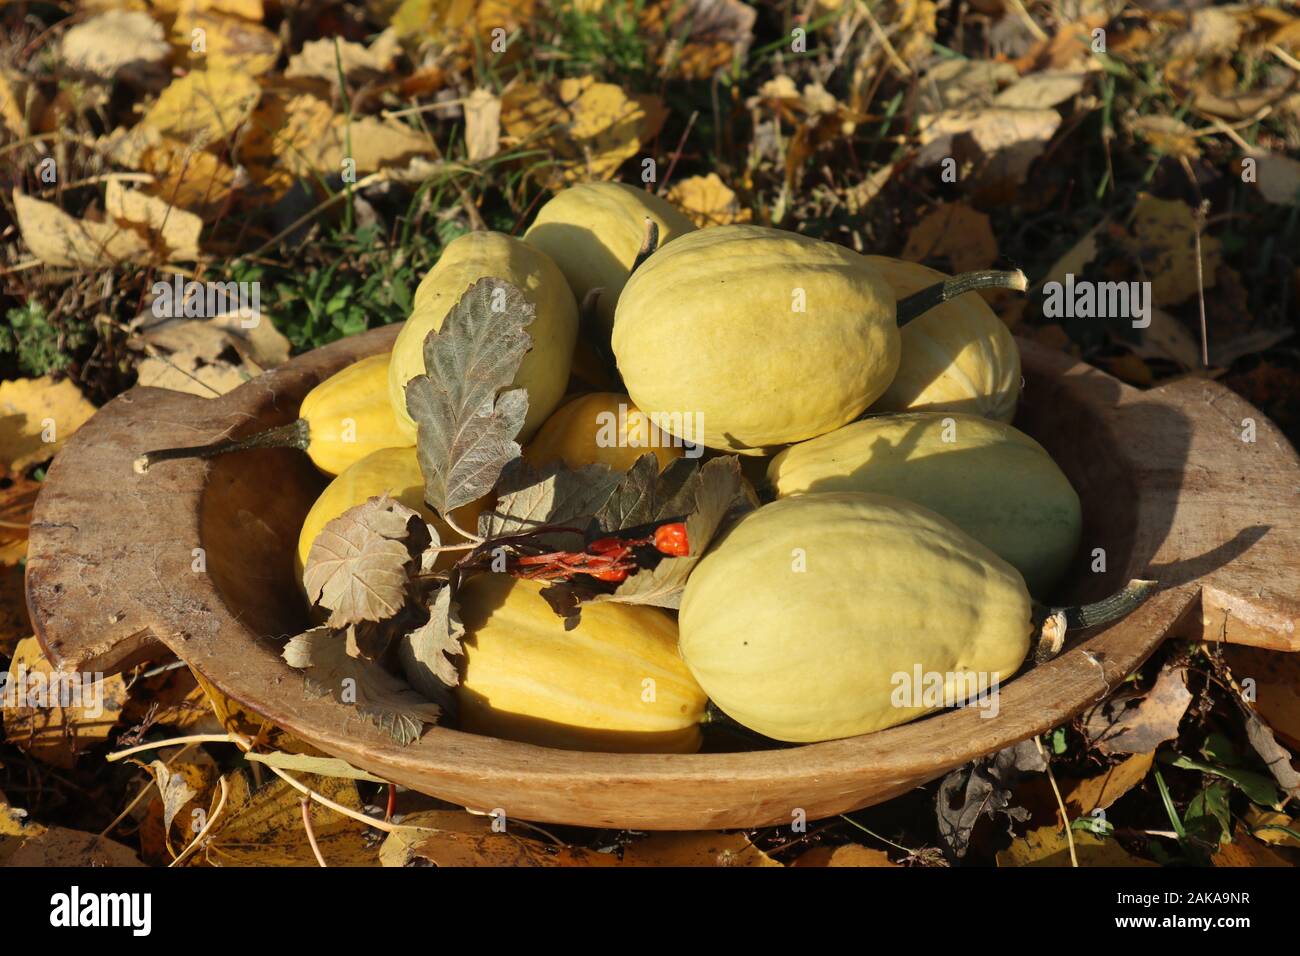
[591,567,629,583]
[654,522,689,557]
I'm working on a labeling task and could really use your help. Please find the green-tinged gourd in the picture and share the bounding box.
[864,257,1021,422]
[766,412,1081,596]
[678,492,1034,742]
[525,392,685,473]
[456,574,708,753]
[135,352,415,477]
[524,182,696,336]
[613,225,900,455]
[295,447,485,592]
[388,231,579,442]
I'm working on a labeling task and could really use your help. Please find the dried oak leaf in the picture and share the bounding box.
[936,738,1046,860]
[1082,663,1191,755]
[302,494,421,628]
[407,277,535,515]
[282,628,442,745]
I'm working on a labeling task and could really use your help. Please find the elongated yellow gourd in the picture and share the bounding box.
[388,231,579,442]
[766,412,1081,596]
[678,492,1033,742]
[299,352,416,473]
[612,225,899,455]
[295,447,485,591]
[865,257,1021,422]
[523,182,696,337]
[525,392,686,472]
[456,574,708,753]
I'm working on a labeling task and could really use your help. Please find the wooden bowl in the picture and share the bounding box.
[26,327,1300,830]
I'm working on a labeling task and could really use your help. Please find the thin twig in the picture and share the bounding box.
[1035,735,1078,868]
[169,775,228,868]
[301,798,329,867]
[1006,0,1049,43]
[1192,199,1211,367]
[855,0,912,76]
[106,733,235,762]
[1267,44,1300,73]
[656,110,699,196]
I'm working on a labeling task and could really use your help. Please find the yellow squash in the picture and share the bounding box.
[299,352,416,474]
[766,412,1081,596]
[678,492,1033,742]
[524,182,696,337]
[388,231,579,442]
[525,392,686,472]
[295,446,485,591]
[456,574,708,753]
[612,225,898,455]
[865,257,1021,422]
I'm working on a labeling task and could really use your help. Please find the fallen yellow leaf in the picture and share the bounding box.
[1122,194,1222,308]
[3,636,128,770]
[0,374,97,472]
[666,173,751,227]
[142,69,261,146]
[106,179,203,260]
[997,825,1157,867]
[11,190,149,269]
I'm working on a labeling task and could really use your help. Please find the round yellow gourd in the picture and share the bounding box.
[523,182,696,337]
[388,231,579,442]
[298,352,416,474]
[295,447,485,592]
[766,412,1081,596]
[678,492,1033,742]
[612,224,899,455]
[525,392,685,473]
[865,257,1021,422]
[456,574,708,753]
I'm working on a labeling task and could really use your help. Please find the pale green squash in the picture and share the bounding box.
[678,492,1033,742]
[767,412,1081,596]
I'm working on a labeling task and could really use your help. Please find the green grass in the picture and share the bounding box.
[1,301,94,377]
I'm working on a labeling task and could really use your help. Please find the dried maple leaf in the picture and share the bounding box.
[302,495,421,628]
[665,173,751,227]
[282,629,443,745]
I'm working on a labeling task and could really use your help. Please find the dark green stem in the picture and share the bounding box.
[895,269,1028,326]
[1033,578,1158,663]
[1060,579,1159,629]
[133,418,311,474]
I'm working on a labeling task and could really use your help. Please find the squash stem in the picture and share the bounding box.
[629,218,660,274]
[1033,578,1158,663]
[895,269,1028,327]
[133,418,311,474]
